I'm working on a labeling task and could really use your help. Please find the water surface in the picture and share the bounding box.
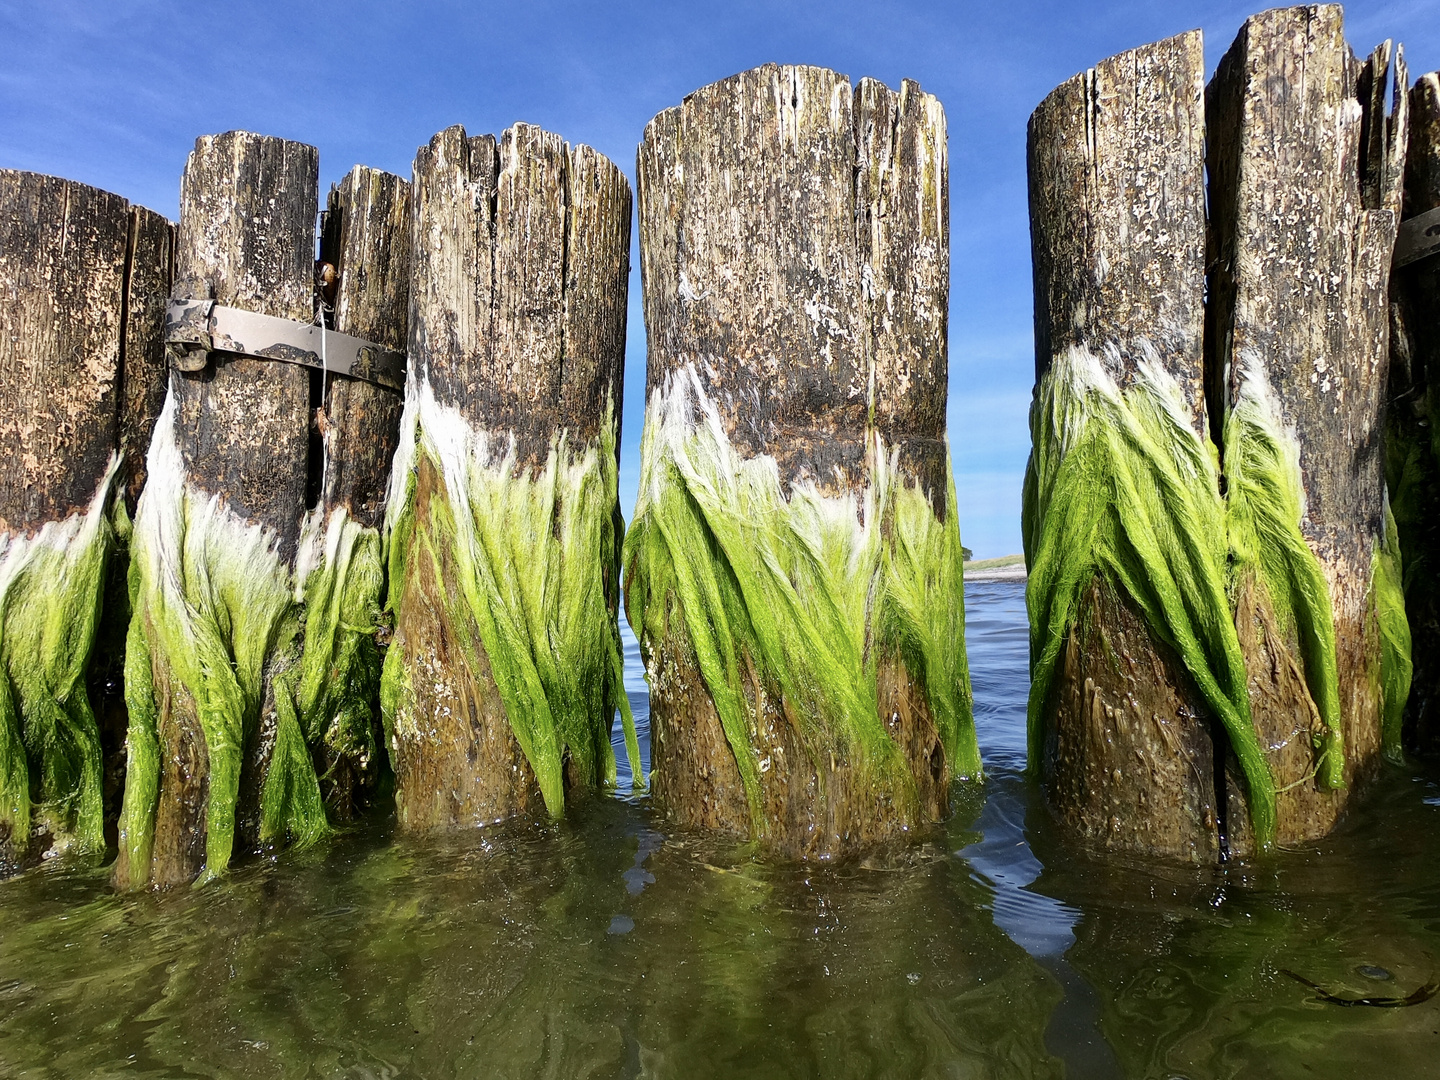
[2,581,1439,1078]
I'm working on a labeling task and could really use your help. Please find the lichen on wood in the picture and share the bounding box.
[381,124,635,830]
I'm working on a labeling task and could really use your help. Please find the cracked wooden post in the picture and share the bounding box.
[1387,72,1440,751]
[1025,7,1410,861]
[1023,32,1228,861]
[298,166,412,821]
[94,204,176,848]
[1207,6,1409,849]
[381,123,635,831]
[625,65,976,858]
[116,132,327,888]
[0,172,169,872]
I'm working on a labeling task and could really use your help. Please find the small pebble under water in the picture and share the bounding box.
[2,580,1440,1078]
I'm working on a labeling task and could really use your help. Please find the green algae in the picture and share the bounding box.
[295,509,385,811]
[622,366,977,838]
[0,458,121,860]
[1222,361,1344,789]
[380,381,638,816]
[117,396,328,887]
[1025,344,1417,843]
[1022,345,1277,846]
[1375,495,1412,762]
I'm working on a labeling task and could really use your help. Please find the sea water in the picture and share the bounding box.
[2,580,1439,1078]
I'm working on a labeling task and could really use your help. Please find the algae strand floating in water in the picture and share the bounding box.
[1282,969,1440,1008]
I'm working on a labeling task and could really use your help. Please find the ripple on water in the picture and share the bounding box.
[0,581,1439,1077]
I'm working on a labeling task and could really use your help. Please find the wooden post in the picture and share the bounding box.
[0,172,134,869]
[1027,8,1412,860]
[1387,73,1440,751]
[118,208,177,514]
[626,65,975,857]
[1024,33,1228,861]
[1207,7,1408,849]
[93,204,176,848]
[298,165,411,821]
[116,131,326,888]
[382,123,634,831]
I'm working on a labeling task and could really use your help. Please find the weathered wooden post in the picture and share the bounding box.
[1207,7,1409,848]
[1387,73,1440,751]
[116,132,327,887]
[1026,7,1412,859]
[381,123,636,830]
[0,172,171,871]
[298,166,411,820]
[1023,32,1241,861]
[625,66,976,857]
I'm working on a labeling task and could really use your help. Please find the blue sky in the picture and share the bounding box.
[5,0,1437,556]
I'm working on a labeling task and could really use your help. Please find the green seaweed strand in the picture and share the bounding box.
[1023,344,1277,846]
[1223,361,1344,788]
[381,384,639,815]
[118,395,329,886]
[1375,494,1413,762]
[0,457,119,858]
[296,509,385,803]
[622,366,977,836]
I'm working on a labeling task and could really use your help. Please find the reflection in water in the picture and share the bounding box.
[0,581,1438,1077]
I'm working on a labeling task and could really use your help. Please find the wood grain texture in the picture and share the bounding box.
[635,66,956,854]
[639,65,868,496]
[0,170,128,534]
[1207,6,1405,846]
[319,166,411,529]
[138,131,318,885]
[169,131,316,561]
[1026,33,1222,860]
[392,123,629,830]
[1388,73,1440,751]
[118,206,175,515]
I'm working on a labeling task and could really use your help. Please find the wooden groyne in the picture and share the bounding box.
[381,123,635,831]
[625,65,975,857]
[4,3,1438,883]
[1026,4,1418,859]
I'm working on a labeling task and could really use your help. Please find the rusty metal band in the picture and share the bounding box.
[163,298,406,391]
[1395,206,1440,270]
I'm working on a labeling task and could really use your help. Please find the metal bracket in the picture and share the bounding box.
[163,299,406,391]
[1395,206,1440,270]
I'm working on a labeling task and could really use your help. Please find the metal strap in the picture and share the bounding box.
[1395,206,1440,270]
[163,299,405,391]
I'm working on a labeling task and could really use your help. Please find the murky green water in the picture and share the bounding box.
[3,581,1440,1078]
